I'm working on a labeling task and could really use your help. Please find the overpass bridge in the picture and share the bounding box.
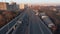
[0,8,53,34]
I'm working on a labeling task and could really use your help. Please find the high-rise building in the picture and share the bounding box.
[0,2,8,10]
[7,2,19,11]
[19,3,25,10]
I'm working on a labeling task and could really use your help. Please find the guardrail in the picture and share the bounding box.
[0,13,23,34]
[12,13,29,34]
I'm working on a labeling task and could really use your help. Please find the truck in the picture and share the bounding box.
[39,13,57,32]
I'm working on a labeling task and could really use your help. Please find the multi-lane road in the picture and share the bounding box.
[12,8,53,34]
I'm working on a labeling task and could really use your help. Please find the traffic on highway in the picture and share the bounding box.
[0,0,60,34]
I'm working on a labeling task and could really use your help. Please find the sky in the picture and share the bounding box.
[0,0,60,5]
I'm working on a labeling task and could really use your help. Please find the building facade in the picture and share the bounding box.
[0,2,8,10]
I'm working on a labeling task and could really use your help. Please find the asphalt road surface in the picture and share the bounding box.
[12,8,53,34]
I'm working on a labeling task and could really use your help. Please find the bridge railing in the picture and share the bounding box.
[12,13,29,34]
[0,13,22,34]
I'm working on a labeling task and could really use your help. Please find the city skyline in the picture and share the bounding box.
[0,0,60,5]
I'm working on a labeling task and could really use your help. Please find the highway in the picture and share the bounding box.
[12,8,53,34]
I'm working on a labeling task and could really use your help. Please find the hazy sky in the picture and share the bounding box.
[0,0,60,4]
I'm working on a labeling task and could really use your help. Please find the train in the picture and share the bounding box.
[39,13,57,32]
